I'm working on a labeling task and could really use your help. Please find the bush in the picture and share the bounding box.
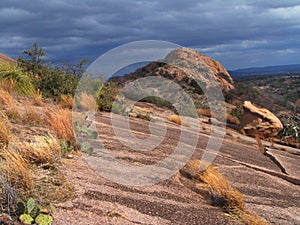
[140,96,174,110]
[36,66,79,98]
[0,62,36,96]
[97,82,119,112]
[17,42,83,99]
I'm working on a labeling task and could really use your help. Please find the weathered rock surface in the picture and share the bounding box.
[240,101,283,137]
[164,47,235,92]
[53,112,300,225]
[112,48,234,93]
[0,53,16,64]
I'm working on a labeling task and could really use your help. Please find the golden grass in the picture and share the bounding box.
[78,92,96,111]
[19,135,61,165]
[0,112,11,150]
[0,89,21,121]
[5,107,21,121]
[199,166,245,213]
[0,148,33,192]
[60,94,74,109]
[168,114,181,125]
[182,160,245,214]
[0,79,14,93]
[31,91,44,106]
[45,108,75,144]
[241,211,270,225]
[181,160,269,224]
[0,89,15,107]
[22,103,42,125]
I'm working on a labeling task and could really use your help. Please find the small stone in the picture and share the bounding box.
[67,154,74,159]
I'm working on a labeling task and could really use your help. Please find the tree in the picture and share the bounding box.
[18,42,45,74]
[63,59,88,78]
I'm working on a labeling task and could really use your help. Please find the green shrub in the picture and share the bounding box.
[141,96,174,109]
[230,101,243,120]
[97,82,119,112]
[0,63,36,95]
[136,113,152,121]
[36,66,79,98]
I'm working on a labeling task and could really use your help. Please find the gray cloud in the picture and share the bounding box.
[0,0,300,69]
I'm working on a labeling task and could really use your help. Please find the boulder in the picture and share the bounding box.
[240,101,283,137]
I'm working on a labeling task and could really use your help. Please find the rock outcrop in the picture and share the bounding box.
[0,53,16,64]
[240,101,283,137]
[112,48,235,93]
[164,48,234,92]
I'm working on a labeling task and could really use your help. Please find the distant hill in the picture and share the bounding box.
[112,47,235,92]
[229,64,300,77]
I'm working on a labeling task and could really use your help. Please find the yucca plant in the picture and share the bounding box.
[0,62,36,96]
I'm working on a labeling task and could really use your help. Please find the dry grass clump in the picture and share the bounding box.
[19,135,61,165]
[78,92,96,111]
[181,160,244,214]
[22,103,42,125]
[45,108,75,144]
[60,94,74,109]
[180,160,269,224]
[32,167,74,203]
[0,79,14,93]
[5,108,21,121]
[31,91,44,106]
[0,89,14,107]
[168,114,181,125]
[241,211,270,225]
[199,165,245,214]
[0,90,21,121]
[0,148,33,192]
[0,112,11,150]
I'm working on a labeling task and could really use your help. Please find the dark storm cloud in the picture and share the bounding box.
[0,0,300,69]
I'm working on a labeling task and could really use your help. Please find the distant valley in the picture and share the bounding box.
[229,64,300,77]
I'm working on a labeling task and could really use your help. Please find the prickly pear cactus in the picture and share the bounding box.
[19,214,34,224]
[17,201,26,215]
[35,214,53,225]
[27,197,35,214]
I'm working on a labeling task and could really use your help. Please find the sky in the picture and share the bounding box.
[1,0,300,70]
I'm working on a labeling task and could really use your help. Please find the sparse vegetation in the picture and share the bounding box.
[136,113,152,121]
[97,81,119,112]
[181,160,269,225]
[44,108,75,146]
[77,92,96,111]
[60,94,74,109]
[0,66,75,221]
[1,148,33,192]
[197,164,245,214]
[19,135,61,165]
[22,103,43,126]
[0,112,11,150]
[18,197,54,225]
